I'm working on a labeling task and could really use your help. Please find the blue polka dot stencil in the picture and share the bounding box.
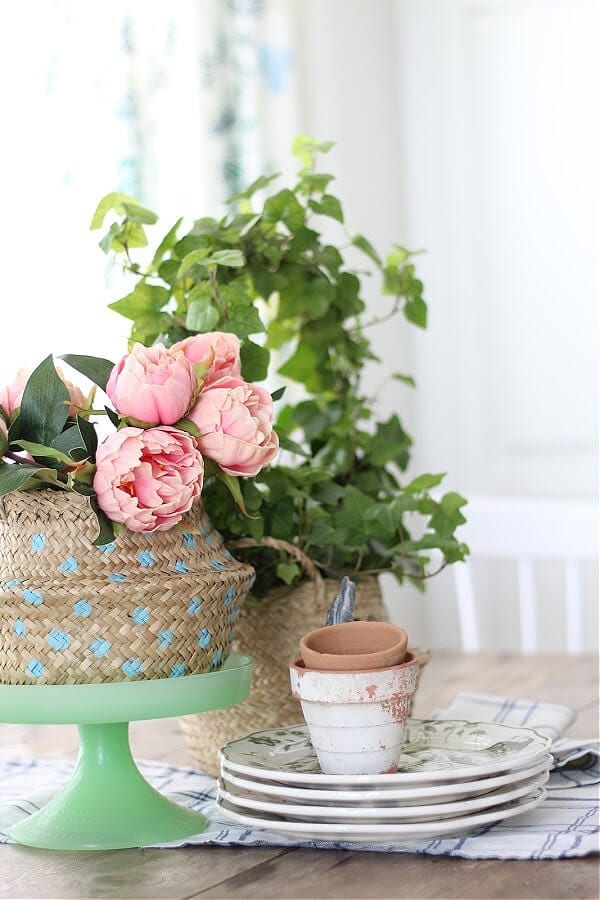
[224,587,235,606]
[108,573,127,582]
[188,597,202,615]
[31,533,46,552]
[22,588,43,606]
[46,629,71,651]
[170,663,186,678]
[13,619,26,637]
[132,606,150,625]
[27,659,44,678]
[74,599,92,617]
[98,541,116,554]
[90,638,111,658]
[137,550,155,568]
[182,531,196,548]
[122,658,143,678]
[210,648,223,669]
[210,560,226,572]
[174,561,189,575]
[158,629,173,648]
[198,628,212,649]
[59,556,78,575]
[2,578,23,591]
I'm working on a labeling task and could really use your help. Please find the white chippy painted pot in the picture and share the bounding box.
[289,651,420,775]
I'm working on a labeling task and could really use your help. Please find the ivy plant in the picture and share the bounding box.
[92,137,468,599]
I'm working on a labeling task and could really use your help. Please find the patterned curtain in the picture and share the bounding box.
[0,0,298,375]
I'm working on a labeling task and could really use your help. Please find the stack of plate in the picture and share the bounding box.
[216,719,552,842]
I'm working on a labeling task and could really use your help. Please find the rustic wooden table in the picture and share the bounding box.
[0,652,598,899]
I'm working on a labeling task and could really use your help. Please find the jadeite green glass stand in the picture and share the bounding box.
[0,652,253,851]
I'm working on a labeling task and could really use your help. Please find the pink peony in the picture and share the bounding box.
[172,332,241,385]
[0,369,30,416]
[106,343,196,426]
[0,417,7,440]
[188,376,279,477]
[93,426,204,532]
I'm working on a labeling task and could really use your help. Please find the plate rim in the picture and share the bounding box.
[215,786,547,840]
[218,719,552,786]
[217,770,550,821]
[220,753,553,802]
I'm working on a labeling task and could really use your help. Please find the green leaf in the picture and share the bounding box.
[12,441,72,466]
[151,218,183,268]
[177,248,211,278]
[90,497,117,546]
[263,189,305,232]
[352,234,382,267]
[120,202,158,225]
[108,283,169,321]
[292,135,335,169]
[227,173,281,204]
[271,386,286,401]
[0,423,7,457]
[223,306,265,339]
[276,561,301,585]
[174,418,200,437]
[278,276,334,321]
[404,296,427,328]
[405,473,445,492]
[90,192,147,230]
[52,421,93,461]
[308,194,344,224]
[0,462,59,496]
[205,249,245,268]
[278,435,309,458]
[218,471,255,517]
[393,373,416,388]
[186,296,220,332]
[19,356,70,445]
[296,172,335,195]
[240,340,269,382]
[369,415,412,469]
[278,342,330,392]
[59,355,115,392]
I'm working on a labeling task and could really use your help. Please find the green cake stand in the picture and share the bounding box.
[0,652,254,851]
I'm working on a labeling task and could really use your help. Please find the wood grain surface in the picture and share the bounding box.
[0,651,598,900]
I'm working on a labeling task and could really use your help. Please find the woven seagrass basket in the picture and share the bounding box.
[181,538,430,775]
[0,490,254,685]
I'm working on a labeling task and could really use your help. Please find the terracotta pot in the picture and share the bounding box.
[300,620,408,672]
[289,651,420,775]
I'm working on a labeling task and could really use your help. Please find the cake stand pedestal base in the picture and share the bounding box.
[1,652,254,850]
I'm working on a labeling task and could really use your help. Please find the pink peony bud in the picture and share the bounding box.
[0,366,89,418]
[106,343,196,426]
[188,376,279,478]
[55,367,89,418]
[93,426,204,533]
[0,369,30,416]
[172,332,241,385]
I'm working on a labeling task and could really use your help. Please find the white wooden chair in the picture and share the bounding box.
[452,496,598,654]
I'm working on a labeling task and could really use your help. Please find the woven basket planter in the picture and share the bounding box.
[0,490,254,685]
[181,538,430,775]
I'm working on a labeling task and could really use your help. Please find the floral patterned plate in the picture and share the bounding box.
[215,787,547,841]
[218,720,552,786]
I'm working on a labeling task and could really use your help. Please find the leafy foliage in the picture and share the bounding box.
[93,137,468,597]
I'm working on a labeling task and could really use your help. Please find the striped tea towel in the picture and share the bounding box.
[0,695,598,859]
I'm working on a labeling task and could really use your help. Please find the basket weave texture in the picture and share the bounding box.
[181,539,430,776]
[0,490,254,685]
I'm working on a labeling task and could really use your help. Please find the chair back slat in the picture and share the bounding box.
[518,559,537,654]
[447,496,597,653]
[565,559,584,654]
